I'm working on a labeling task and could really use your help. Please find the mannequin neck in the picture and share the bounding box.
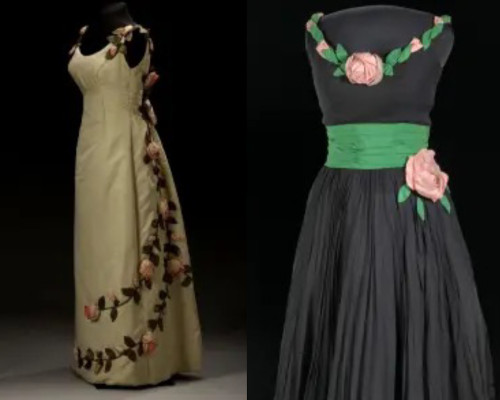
[98,2,135,33]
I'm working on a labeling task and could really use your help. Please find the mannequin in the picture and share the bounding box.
[306,5,454,126]
[79,1,147,68]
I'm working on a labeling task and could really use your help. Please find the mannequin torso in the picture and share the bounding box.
[306,5,454,125]
[79,1,147,68]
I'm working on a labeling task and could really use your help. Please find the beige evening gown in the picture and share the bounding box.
[68,24,202,386]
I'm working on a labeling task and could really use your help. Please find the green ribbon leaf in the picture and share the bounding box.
[431,24,444,39]
[322,48,339,64]
[333,67,346,77]
[385,48,402,66]
[397,185,412,203]
[398,45,412,63]
[383,64,394,76]
[311,13,323,23]
[417,197,426,221]
[442,15,452,24]
[422,30,432,50]
[440,195,451,214]
[309,25,324,42]
[335,44,348,62]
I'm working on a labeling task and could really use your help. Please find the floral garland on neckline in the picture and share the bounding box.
[306,13,451,86]
[73,26,194,375]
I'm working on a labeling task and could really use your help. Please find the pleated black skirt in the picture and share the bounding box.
[274,167,495,400]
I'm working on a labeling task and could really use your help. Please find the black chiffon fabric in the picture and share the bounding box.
[273,168,495,400]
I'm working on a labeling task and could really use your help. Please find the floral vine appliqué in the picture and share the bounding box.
[397,149,451,221]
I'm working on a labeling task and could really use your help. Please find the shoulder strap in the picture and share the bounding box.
[106,24,154,59]
[136,25,155,53]
[69,25,88,56]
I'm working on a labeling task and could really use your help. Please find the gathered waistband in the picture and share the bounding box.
[325,123,430,169]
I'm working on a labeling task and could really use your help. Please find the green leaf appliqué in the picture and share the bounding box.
[335,44,348,62]
[422,30,433,50]
[398,45,412,63]
[417,197,426,221]
[440,195,451,214]
[333,67,346,77]
[385,48,402,66]
[397,185,411,203]
[383,64,394,76]
[322,48,339,64]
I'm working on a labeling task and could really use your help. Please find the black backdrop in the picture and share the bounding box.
[248,0,499,399]
[0,0,245,334]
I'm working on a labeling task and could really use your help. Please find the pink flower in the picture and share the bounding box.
[434,16,444,25]
[405,149,449,202]
[315,40,330,55]
[345,52,384,86]
[107,45,118,58]
[159,198,169,219]
[141,331,157,354]
[167,259,185,277]
[410,37,423,53]
[146,141,161,159]
[306,20,314,31]
[139,259,155,281]
[144,71,160,89]
[84,304,100,321]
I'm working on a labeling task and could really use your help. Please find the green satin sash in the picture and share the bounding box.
[325,123,430,169]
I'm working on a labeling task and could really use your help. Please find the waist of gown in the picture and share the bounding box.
[325,123,430,169]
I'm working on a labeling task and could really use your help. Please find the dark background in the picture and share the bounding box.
[0,0,245,335]
[248,0,499,399]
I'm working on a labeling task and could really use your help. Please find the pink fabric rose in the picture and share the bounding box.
[146,141,161,159]
[410,37,423,53]
[159,198,169,219]
[107,45,118,58]
[142,331,157,355]
[84,304,100,321]
[345,52,384,86]
[144,71,160,89]
[315,40,330,55]
[139,259,155,281]
[405,149,449,202]
[167,259,185,277]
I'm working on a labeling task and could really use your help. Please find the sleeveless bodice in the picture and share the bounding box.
[306,9,454,126]
[68,29,150,115]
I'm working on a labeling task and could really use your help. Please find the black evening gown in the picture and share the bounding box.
[273,9,496,400]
